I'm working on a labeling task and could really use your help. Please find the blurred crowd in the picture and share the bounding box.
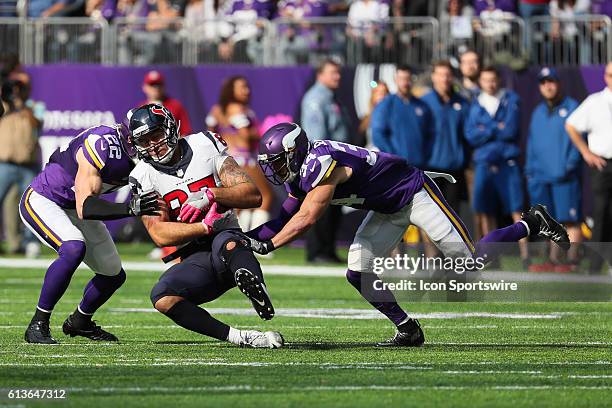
[2,1,612,65]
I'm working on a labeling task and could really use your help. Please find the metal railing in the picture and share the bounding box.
[1,15,611,67]
[112,17,187,66]
[267,17,439,67]
[529,15,612,66]
[0,17,31,63]
[32,17,110,64]
[440,15,526,66]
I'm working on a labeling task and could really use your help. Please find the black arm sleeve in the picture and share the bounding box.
[82,196,131,220]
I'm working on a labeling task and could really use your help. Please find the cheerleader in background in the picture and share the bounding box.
[206,76,274,231]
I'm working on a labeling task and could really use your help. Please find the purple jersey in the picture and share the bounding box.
[286,140,424,214]
[31,125,133,208]
[230,0,276,18]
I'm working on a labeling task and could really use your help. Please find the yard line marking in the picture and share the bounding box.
[569,375,612,378]
[15,385,612,394]
[108,307,571,320]
[2,258,612,283]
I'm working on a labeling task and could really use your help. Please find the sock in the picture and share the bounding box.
[165,300,230,341]
[37,240,85,312]
[71,307,93,328]
[227,327,243,345]
[475,222,529,261]
[32,307,51,323]
[480,222,529,243]
[79,270,127,314]
[346,269,408,326]
[520,213,540,236]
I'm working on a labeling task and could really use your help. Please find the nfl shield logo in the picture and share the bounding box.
[176,169,184,177]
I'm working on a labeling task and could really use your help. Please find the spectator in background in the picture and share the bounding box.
[550,0,591,65]
[347,0,390,63]
[0,79,41,258]
[458,49,481,101]
[217,0,275,63]
[65,0,116,61]
[28,0,67,17]
[300,58,350,263]
[442,0,475,52]
[371,65,433,168]
[565,62,612,274]
[117,0,186,64]
[422,60,469,217]
[526,67,581,272]
[276,0,334,65]
[140,70,192,135]
[206,75,274,231]
[182,0,225,62]
[473,0,517,15]
[358,80,389,149]
[116,0,155,65]
[465,66,529,266]
[518,0,550,18]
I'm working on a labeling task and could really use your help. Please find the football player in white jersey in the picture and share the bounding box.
[127,103,283,348]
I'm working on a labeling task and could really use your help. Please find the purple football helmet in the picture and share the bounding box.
[258,122,310,185]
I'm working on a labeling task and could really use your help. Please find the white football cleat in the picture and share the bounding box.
[239,330,284,349]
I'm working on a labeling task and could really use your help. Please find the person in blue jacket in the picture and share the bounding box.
[465,66,529,266]
[422,60,470,213]
[371,65,433,168]
[525,67,582,272]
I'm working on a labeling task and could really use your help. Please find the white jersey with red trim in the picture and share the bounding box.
[129,131,240,230]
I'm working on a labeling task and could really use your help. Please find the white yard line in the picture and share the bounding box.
[108,307,571,320]
[4,385,608,393]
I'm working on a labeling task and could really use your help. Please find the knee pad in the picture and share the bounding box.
[58,240,86,268]
[348,241,374,273]
[102,269,126,289]
[150,280,171,306]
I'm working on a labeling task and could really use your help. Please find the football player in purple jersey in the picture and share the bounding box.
[244,122,570,347]
[20,123,160,344]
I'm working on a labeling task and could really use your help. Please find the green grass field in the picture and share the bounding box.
[0,248,611,407]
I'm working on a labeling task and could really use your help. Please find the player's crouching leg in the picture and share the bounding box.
[211,230,275,320]
[150,279,283,349]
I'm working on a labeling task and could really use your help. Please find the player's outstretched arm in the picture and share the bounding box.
[246,195,301,241]
[271,166,351,249]
[212,157,262,209]
[75,149,160,220]
[141,204,212,247]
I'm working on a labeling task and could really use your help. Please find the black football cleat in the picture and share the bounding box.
[235,268,275,320]
[523,204,570,251]
[25,320,58,344]
[62,315,118,341]
[377,319,425,347]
